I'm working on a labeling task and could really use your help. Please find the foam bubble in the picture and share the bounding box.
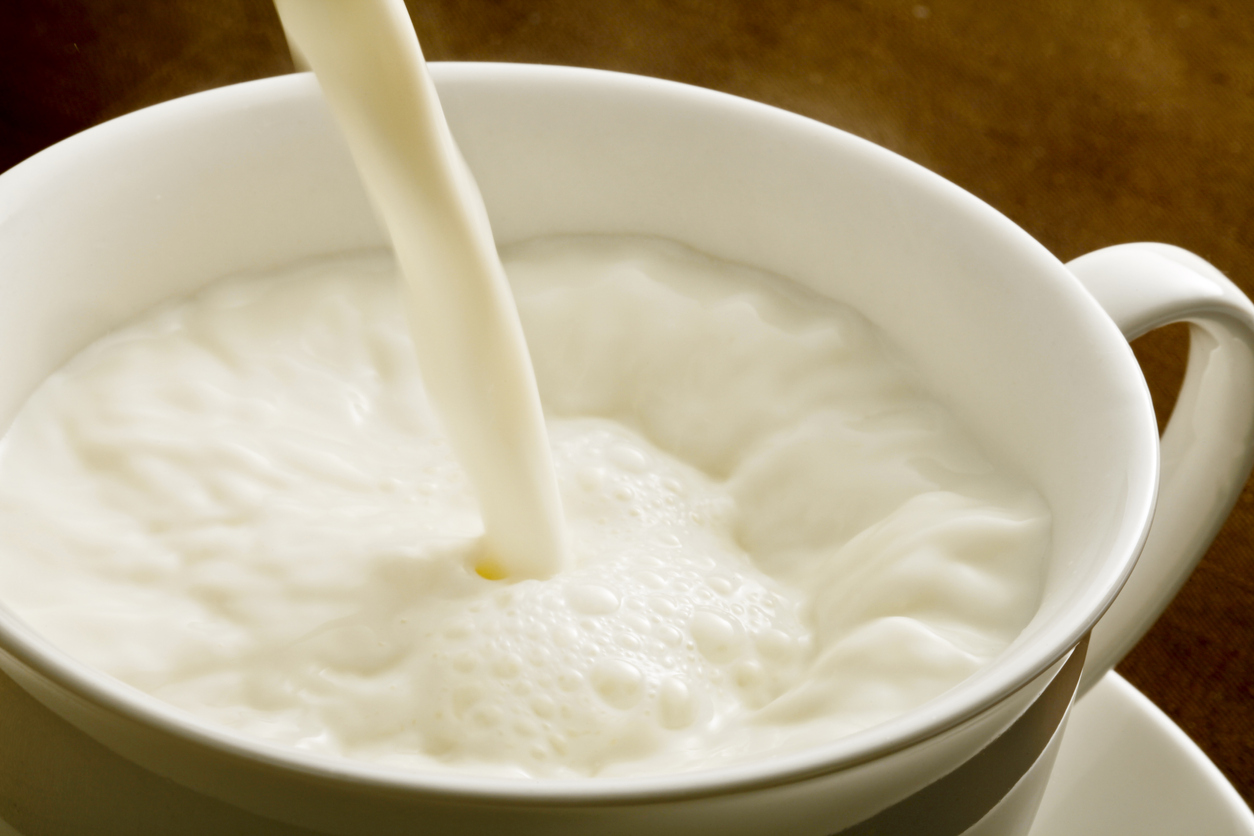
[567,584,620,615]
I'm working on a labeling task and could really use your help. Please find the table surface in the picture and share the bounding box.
[0,0,1251,811]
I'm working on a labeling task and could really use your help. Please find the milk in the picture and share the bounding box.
[0,236,1049,777]
[273,0,568,580]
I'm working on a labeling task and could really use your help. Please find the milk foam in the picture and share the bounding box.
[0,236,1049,777]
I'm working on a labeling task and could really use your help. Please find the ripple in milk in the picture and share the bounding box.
[0,235,1048,778]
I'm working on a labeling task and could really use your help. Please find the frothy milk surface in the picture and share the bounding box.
[0,236,1049,777]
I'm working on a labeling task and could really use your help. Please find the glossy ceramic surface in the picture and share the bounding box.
[3,673,1246,836]
[1030,674,1254,836]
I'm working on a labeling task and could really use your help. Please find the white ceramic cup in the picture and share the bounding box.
[0,65,1251,836]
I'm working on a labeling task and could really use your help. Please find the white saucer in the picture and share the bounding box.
[1029,672,1254,836]
[0,673,1248,836]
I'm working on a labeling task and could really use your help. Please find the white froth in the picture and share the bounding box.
[0,236,1049,777]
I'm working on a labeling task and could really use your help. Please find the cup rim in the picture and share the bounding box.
[0,62,1159,803]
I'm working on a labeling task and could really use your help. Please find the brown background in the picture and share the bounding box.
[0,0,1250,812]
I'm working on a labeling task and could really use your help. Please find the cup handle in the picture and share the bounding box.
[1066,242,1254,695]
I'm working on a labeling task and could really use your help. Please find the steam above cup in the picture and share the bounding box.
[0,64,1250,835]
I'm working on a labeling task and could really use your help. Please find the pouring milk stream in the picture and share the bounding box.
[274,0,568,582]
[0,0,1055,778]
